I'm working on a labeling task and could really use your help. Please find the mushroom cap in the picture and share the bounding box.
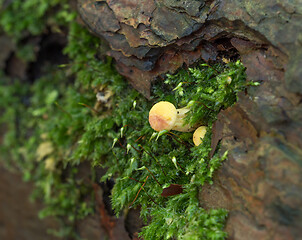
[193,126,207,146]
[149,101,177,131]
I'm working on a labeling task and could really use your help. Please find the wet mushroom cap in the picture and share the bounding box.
[149,101,177,131]
[193,126,207,146]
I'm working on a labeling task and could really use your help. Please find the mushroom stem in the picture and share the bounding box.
[172,107,194,132]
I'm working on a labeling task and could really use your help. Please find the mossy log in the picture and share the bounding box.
[78,0,302,239]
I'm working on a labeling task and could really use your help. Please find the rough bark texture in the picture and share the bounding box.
[78,0,302,239]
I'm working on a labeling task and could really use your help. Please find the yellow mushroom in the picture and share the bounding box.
[148,101,195,132]
[193,126,207,146]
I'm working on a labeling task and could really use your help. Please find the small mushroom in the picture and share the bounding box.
[193,126,207,146]
[148,101,195,132]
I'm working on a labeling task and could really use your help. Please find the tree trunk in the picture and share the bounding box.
[78,0,302,239]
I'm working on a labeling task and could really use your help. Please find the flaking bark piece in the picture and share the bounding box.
[103,32,151,59]
[162,0,206,17]
[78,0,120,33]
[107,0,156,28]
[151,6,202,42]
[119,23,149,48]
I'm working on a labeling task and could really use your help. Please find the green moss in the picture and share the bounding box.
[0,1,252,239]
[0,0,73,40]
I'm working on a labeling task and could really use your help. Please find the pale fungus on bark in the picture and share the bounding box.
[148,101,195,132]
[193,126,207,146]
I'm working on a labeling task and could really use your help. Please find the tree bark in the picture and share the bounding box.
[78,0,302,239]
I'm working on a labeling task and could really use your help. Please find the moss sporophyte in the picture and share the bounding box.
[0,1,250,238]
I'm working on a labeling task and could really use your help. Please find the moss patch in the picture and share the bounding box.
[0,1,252,239]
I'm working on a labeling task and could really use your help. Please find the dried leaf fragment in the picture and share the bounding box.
[161,184,183,197]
